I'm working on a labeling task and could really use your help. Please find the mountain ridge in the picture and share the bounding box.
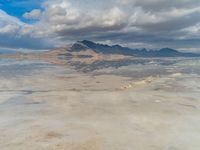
[71,40,200,57]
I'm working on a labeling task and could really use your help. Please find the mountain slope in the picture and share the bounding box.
[71,40,200,57]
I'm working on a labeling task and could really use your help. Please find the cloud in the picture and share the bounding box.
[0,9,55,50]
[118,0,200,11]
[129,7,200,34]
[23,9,41,20]
[38,1,127,34]
[34,0,200,50]
[1,0,200,50]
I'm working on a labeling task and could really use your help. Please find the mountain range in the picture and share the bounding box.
[71,40,200,57]
[1,40,200,72]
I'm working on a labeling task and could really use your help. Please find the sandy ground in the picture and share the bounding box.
[0,59,200,150]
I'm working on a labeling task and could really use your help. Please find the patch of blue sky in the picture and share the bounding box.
[0,0,44,23]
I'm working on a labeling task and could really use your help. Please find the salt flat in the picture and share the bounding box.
[0,58,200,150]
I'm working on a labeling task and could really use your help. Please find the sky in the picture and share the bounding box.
[0,0,200,52]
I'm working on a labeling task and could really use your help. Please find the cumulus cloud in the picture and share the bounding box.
[23,9,42,20]
[35,1,127,36]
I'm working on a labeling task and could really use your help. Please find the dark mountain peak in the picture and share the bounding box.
[81,40,111,49]
[70,41,89,51]
[112,44,123,49]
[159,48,178,53]
[81,40,95,46]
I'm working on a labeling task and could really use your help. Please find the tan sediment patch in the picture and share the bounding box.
[45,132,63,139]
[120,76,155,90]
[65,48,132,64]
[54,137,102,150]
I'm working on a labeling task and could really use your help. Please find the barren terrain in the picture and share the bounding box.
[0,51,200,150]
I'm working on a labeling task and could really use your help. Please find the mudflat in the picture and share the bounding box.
[0,56,200,150]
